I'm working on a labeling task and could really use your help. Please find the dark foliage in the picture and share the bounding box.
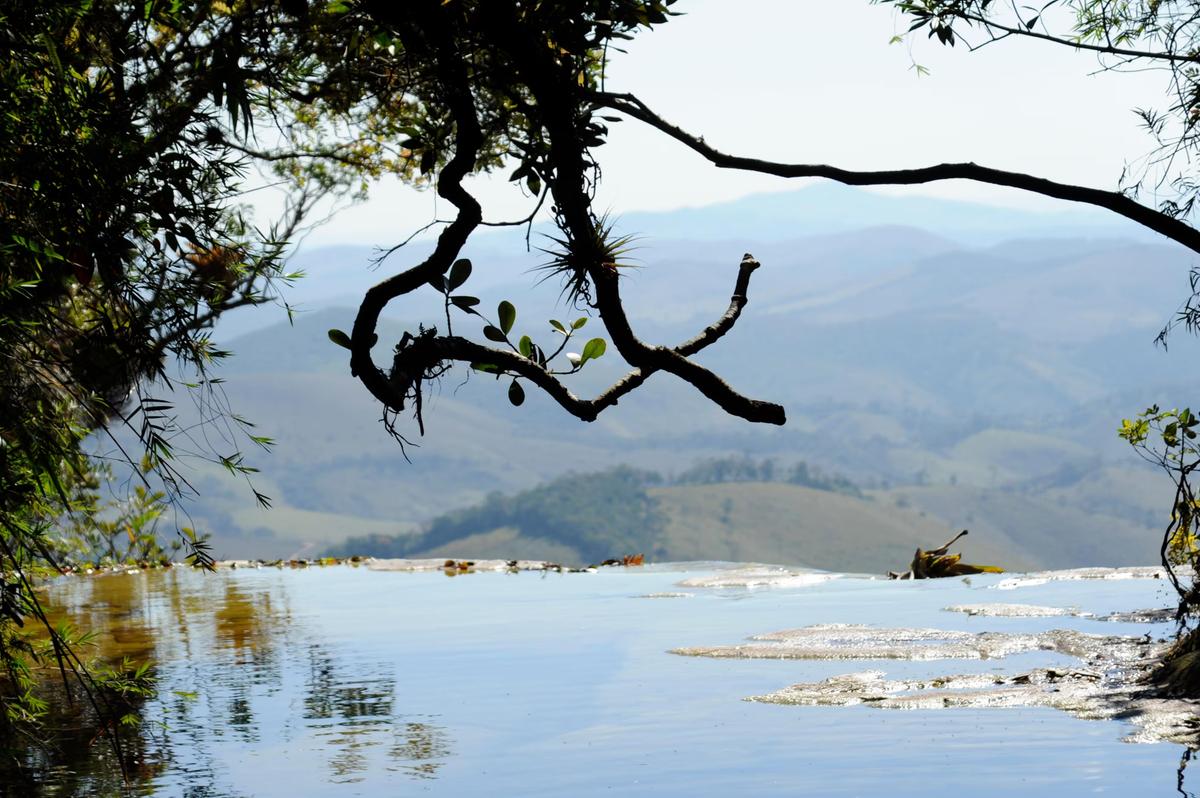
[332,466,666,565]
[673,456,861,496]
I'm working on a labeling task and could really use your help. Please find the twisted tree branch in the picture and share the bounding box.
[391,252,784,424]
[349,2,484,412]
[346,7,786,436]
[484,12,785,425]
[595,91,1200,256]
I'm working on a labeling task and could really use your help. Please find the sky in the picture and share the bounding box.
[275,0,1169,249]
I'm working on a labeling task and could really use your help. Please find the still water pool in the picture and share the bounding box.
[31,563,1191,796]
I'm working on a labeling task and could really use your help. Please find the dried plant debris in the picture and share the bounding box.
[366,555,648,575]
[888,530,1003,580]
[670,623,1147,662]
[676,568,838,589]
[594,553,645,567]
[68,557,375,574]
[943,603,1091,618]
[368,558,571,573]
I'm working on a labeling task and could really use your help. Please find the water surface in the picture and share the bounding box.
[34,563,1189,796]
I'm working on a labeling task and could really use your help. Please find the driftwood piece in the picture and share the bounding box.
[887,530,1004,580]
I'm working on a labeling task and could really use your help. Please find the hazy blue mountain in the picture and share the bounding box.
[612,182,1143,245]
[214,183,1160,339]
[152,189,1199,566]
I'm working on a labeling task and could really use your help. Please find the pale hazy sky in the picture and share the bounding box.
[282,0,1167,248]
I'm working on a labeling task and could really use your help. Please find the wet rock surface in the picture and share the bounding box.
[675,567,838,589]
[675,610,1199,746]
[747,662,1200,746]
[943,603,1089,618]
[1098,608,1177,624]
[671,623,1139,661]
[992,566,1168,590]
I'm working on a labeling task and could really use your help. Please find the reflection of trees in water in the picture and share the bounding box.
[3,571,287,796]
[49,569,158,662]
[302,644,450,782]
[0,675,165,798]
[13,570,453,794]
[207,580,284,746]
[1181,748,1197,798]
[304,644,393,783]
[152,573,292,788]
[390,721,451,780]
[2,572,164,796]
[304,645,394,723]
[213,581,283,672]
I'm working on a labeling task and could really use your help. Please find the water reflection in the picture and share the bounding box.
[297,643,450,782]
[11,566,1200,796]
[11,568,453,796]
[305,645,392,784]
[1181,748,1200,797]
[389,720,450,780]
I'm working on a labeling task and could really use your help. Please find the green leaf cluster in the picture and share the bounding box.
[1119,404,1200,613]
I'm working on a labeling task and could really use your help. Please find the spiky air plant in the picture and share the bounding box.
[534,212,638,307]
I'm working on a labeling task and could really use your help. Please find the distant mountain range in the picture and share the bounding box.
[139,184,1194,568]
[326,460,1159,572]
[215,183,1154,338]
[612,182,1144,245]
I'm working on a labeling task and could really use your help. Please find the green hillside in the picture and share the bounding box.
[874,483,1161,568]
[133,220,1195,568]
[650,482,1027,573]
[328,464,1120,573]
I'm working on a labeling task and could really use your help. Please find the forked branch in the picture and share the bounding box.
[388,252,785,425]
[350,5,785,438]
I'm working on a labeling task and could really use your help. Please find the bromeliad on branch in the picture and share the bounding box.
[324,1,783,453]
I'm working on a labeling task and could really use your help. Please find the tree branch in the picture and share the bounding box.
[480,9,785,426]
[676,253,760,357]
[931,8,1197,64]
[389,251,785,425]
[349,2,484,412]
[596,91,1200,256]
